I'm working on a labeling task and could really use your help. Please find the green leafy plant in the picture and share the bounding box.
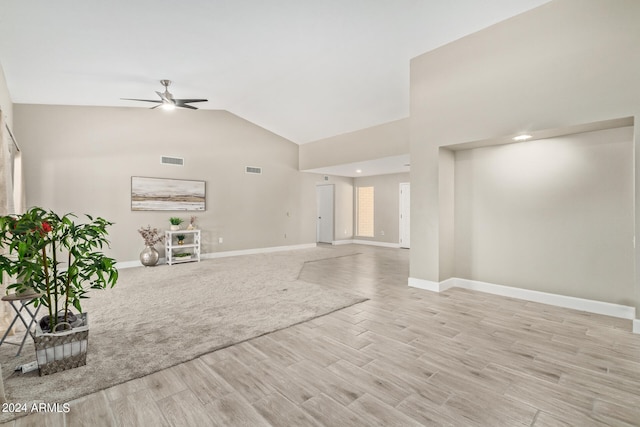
[176,234,185,242]
[174,252,192,258]
[0,207,119,332]
[169,217,183,226]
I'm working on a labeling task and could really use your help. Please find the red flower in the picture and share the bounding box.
[41,221,52,234]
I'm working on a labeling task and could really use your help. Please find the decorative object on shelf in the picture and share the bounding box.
[165,229,201,265]
[176,234,185,245]
[174,252,192,260]
[131,176,206,211]
[187,215,197,230]
[0,207,118,375]
[138,225,164,267]
[169,217,183,231]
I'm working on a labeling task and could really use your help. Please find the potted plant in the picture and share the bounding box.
[138,225,164,266]
[0,207,118,375]
[169,217,183,231]
[176,234,185,245]
[174,252,192,260]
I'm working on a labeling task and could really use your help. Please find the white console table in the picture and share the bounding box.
[165,229,201,265]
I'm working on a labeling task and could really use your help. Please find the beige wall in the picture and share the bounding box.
[299,116,410,245]
[330,175,355,241]
[455,127,634,305]
[300,118,408,170]
[0,62,12,129]
[353,172,409,244]
[14,104,318,262]
[410,0,640,311]
[0,62,13,330]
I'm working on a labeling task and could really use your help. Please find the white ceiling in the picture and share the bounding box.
[1,2,550,176]
[305,154,410,178]
[0,0,550,146]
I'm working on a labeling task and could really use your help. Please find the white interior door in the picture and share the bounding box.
[316,185,334,243]
[316,185,333,243]
[399,182,410,248]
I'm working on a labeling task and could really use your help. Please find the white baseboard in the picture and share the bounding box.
[332,240,354,246]
[115,259,144,269]
[118,257,169,268]
[332,239,400,249]
[408,277,443,292]
[409,276,637,322]
[202,243,317,260]
[352,239,401,249]
[117,243,317,268]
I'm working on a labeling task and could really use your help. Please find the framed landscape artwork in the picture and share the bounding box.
[131,177,206,211]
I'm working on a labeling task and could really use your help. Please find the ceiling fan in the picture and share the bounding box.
[122,80,208,110]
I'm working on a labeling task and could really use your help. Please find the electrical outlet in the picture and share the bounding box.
[380,230,385,236]
[218,237,223,244]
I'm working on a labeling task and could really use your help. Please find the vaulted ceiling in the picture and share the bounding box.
[0,0,549,144]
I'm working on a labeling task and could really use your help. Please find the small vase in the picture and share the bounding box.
[178,240,184,245]
[140,246,159,267]
[170,225,180,231]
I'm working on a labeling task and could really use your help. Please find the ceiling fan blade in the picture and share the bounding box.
[174,102,198,110]
[121,98,162,103]
[173,98,208,103]
[123,81,204,110]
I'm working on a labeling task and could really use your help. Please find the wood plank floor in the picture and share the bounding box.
[7,245,640,426]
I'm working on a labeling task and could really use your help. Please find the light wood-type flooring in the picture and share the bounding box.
[7,245,640,426]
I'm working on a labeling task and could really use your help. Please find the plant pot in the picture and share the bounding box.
[140,246,159,267]
[170,225,180,231]
[33,312,89,376]
[39,312,83,332]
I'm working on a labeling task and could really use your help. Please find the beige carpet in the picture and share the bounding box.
[0,246,366,422]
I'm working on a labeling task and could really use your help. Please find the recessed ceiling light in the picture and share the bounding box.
[513,134,532,141]
[356,169,362,173]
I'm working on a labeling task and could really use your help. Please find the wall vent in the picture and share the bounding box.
[161,156,184,166]
[245,166,262,174]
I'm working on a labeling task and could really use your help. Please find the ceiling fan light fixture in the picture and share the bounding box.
[122,80,208,110]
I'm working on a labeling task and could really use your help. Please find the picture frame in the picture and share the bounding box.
[131,176,206,211]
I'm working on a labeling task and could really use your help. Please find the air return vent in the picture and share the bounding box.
[245,166,262,175]
[161,156,184,166]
